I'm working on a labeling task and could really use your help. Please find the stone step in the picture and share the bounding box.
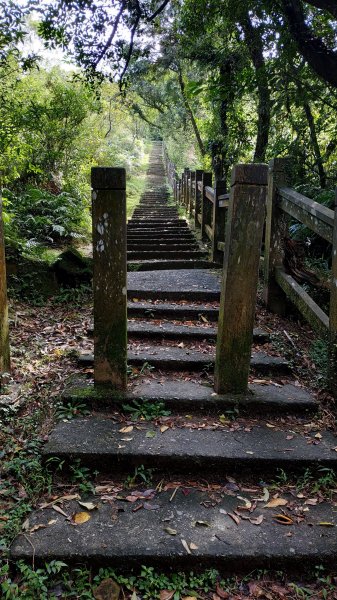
[87,321,269,343]
[127,244,200,251]
[41,418,337,474]
[127,229,192,236]
[11,486,336,569]
[79,347,289,374]
[128,222,189,229]
[127,301,219,321]
[127,234,196,240]
[63,380,317,415]
[128,260,212,271]
[127,251,206,260]
[127,269,221,300]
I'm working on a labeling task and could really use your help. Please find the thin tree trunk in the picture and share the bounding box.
[178,68,205,157]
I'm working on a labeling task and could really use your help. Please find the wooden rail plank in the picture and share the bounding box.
[205,224,213,240]
[275,268,329,334]
[279,186,334,243]
[205,186,215,202]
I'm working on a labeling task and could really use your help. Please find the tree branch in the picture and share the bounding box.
[305,0,337,18]
[93,0,126,69]
[147,0,171,22]
[119,14,140,86]
[281,0,337,88]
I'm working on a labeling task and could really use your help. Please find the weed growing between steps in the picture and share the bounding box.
[1,562,337,598]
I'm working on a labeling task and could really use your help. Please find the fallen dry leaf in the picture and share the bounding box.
[160,425,169,433]
[93,578,120,600]
[119,426,133,433]
[215,584,230,599]
[181,539,191,554]
[78,501,97,511]
[249,515,264,525]
[189,542,198,550]
[72,511,91,525]
[160,591,175,600]
[264,498,288,508]
[164,527,177,535]
[273,514,293,525]
[228,513,240,525]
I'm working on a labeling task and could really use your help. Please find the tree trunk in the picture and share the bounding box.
[281,0,337,88]
[240,12,271,162]
[177,68,205,157]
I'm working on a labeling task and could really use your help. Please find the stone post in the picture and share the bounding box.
[214,163,268,394]
[189,171,195,217]
[201,172,212,241]
[0,190,10,375]
[263,158,292,315]
[194,170,204,228]
[211,180,227,264]
[92,167,127,389]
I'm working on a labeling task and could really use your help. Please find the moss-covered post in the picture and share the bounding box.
[92,167,127,389]
[211,180,227,264]
[329,189,337,398]
[184,168,190,211]
[201,172,212,241]
[194,170,203,228]
[0,190,10,376]
[263,158,291,315]
[214,164,268,394]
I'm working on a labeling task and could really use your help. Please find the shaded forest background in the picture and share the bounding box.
[2,0,337,271]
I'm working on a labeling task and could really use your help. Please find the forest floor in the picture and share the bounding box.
[1,286,337,598]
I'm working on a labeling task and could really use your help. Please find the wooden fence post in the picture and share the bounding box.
[263,158,292,315]
[214,163,268,394]
[211,180,227,263]
[0,191,10,376]
[201,172,212,241]
[194,170,204,228]
[329,189,337,397]
[92,167,127,389]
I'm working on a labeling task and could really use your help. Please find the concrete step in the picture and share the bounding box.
[63,380,317,415]
[79,347,290,374]
[11,486,336,569]
[127,301,219,321]
[127,234,196,240]
[127,244,200,251]
[127,269,221,300]
[128,260,213,271]
[87,321,269,343]
[127,251,206,260]
[41,418,337,474]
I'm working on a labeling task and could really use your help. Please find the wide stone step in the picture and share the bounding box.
[127,301,219,321]
[128,244,199,251]
[79,347,289,373]
[11,486,336,569]
[127,229,192,236]
[127,234,196,240]
[127,250,206,260]
[128,260,212,271]
[127,269,221,301]
[128,223,189,229]
[86,322,269,343]
[41,419,337,473]
[64,380,317,415]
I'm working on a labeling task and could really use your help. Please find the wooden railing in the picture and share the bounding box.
[164,150,337,395]
[264,157,337,394]
[164,149,229,263]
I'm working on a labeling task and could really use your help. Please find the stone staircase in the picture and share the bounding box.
[127,142,209,271]
[11,142,337,572]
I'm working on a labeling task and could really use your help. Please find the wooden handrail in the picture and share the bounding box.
[205,186,215,202]
[278,186,334,243]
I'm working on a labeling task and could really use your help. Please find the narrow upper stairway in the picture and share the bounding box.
[127,142,209,270]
